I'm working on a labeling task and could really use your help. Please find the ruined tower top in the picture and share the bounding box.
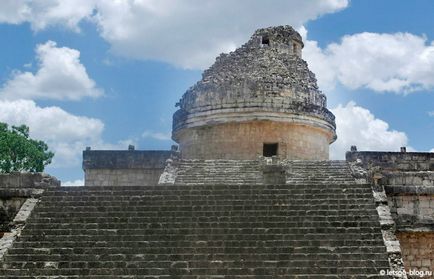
[174,25,323,112]
[172,26,337,160]
[252,25,304,58]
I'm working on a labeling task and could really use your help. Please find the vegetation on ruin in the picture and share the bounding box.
[0,122,54,173]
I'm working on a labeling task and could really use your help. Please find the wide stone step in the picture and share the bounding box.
[40,189,374,200]
[4,259,390,270]
[42,183,370,190]
[37,197,372,204]
[8,240,386,252]
[31,203,376,213]
[4,248,389,262]
[22,223,383,232]
[16,230,384,239]
[34,198,376,209]
[24,215,381,224]
[5,240,388,249]
[25,216,379,227]
[31,209,378,219]
[39,192,374,201]
[4,253,390,264]
[0,267,390,277]
[0,275,390,279]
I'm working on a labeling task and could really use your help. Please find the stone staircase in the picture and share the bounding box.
[0,160,391,278]
[173,159,357,186]
[0,185,390,278]
[174,159,263,185]
[284,160,357,185]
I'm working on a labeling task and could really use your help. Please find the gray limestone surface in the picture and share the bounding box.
[173,26,335,136]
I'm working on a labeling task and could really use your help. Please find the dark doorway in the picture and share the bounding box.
[263,143,278,157]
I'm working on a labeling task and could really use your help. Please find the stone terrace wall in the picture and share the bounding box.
[346,151,434,228]
[0,172,58,259]
[346,151,434,226]
[0,173,58,225]
[0,173,60,189]
[83,150,172,186]
[346,151,434,172]
[347,151,434,273]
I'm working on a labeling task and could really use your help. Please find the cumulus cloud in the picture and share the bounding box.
[92,0,348,69]
[0,0,348,69]
[142,130,171,141]
[303,31,434,93]
[0,0,29,25]
[0,0,96,32]
[0,99,104,167]
[0,100,135,169]
[330,102,408,159]
[0,41,102,101]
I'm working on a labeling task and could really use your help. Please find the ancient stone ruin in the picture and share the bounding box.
[0,26,433,278]
[173,26,336,160]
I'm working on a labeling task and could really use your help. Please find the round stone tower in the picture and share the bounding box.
[172,26,336,160]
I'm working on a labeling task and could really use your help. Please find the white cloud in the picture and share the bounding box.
[428,111,434,117]
[0,0,348,69]
[303,31,434,93]
[0,0,30,25]
[142,130,171,141]
[0,41,102,101]
[0,99,135,169]
[430,148,434,152]
[61,179,84,187]
[93,0,348,69]
[330,102,409,159]
[0,0,96,32]
[0,99,103,167]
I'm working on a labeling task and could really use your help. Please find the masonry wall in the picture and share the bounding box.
[397,232,434,272]
[85,169,163,186]
[386,192,434,229]
[347,151,434,273]
[387,189,434,273]
[0,172,59,233]
[83,150,172,186]
[177,121,330,160]
[0,173,60,189]
[0,198,26,233]
[346,151,434,171]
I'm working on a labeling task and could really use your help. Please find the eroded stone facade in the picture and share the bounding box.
[173,26,336,160]
[347,151,434,274]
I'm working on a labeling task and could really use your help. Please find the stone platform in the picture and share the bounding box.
[0,182,390,277]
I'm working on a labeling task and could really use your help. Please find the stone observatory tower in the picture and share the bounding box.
[172,26,336,160]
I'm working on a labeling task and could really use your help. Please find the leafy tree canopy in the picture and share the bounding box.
[0,122,54,173]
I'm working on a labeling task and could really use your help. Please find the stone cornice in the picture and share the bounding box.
[173,106,336,143]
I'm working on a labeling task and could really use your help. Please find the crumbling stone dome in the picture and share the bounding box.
[173,25,337,160]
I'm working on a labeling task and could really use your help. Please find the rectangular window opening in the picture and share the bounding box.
[261,36,270,46]
[263,143,278,157]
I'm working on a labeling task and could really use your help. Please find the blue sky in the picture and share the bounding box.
[0,0,433,185]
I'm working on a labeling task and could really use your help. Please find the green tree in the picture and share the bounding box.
[0,122,54,173]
